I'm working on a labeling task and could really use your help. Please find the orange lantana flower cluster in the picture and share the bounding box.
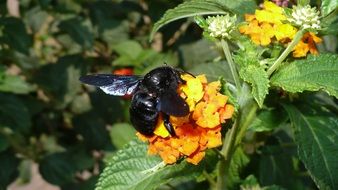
[137,74,234,165]
[239,1,321,57]
[292,32,322,57]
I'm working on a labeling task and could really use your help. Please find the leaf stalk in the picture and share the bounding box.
[267,29,305,76]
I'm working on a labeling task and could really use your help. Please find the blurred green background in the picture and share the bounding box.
[1,0,337,189]
[0,0,221,189]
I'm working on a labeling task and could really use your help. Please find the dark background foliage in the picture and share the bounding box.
[0,0,216,189]
[0,0,336,189]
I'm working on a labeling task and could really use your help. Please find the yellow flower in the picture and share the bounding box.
[137,74,234,165]
[240,1,295,46]
[274,24,297,42]
[255,2,286,25]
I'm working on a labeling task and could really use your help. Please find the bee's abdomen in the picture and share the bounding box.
[130,92,159,136]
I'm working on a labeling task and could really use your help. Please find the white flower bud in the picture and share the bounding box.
[288,5,321,30]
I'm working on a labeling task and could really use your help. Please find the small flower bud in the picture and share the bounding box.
[288,5,321,30]
[206,14,237,39]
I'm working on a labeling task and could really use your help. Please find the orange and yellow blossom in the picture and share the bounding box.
[293,32,322,57]
[137,74,234,165]
[239,1,296,45]
[239,1,321,57]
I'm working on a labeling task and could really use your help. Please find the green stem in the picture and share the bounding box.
[235,102,258,146]
[220,39,241,92]
[204,171,217,189]
[267,29,305,76]
[216,120,238,190]
[216,84,258,190]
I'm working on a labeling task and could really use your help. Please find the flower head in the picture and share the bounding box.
[239,1,322,58]
[113,68,134,99]
[293,32,322,57]
[113,68,134,75]
[206,14,237,39]
[288,5,321,30]
[137,74,234,165]
[239,1,296,46]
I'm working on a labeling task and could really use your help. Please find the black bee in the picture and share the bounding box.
[79,66,191,136]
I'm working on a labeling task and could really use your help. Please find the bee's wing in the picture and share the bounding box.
[158,90,189,117]
[79,74,141,96]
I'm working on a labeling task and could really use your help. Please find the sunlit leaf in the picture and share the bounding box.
[0,75,35,94]
[239,65,269,107]
[271,54,338,99]
[96,139,203,190]
[321,0,337,17]
[150,0,230,40]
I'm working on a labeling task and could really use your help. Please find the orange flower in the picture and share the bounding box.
[293,32,322,57]
[113,68,134,75]
[137,74,234,165]
[113,68,134,99]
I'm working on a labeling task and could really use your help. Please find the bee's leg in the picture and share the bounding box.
[162,113,176,137]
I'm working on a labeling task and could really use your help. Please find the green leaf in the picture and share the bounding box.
[25,7,48,33]
[0,93,31,132]
[248,109,287,132]
[0,17,33,55]
[34,54,86,109]
[240,175,287,190]
[321,12,338,35]
[58,17,94,50]
[189,61,233,82]
[0,134,9,152]
[321,0,338,17]
[62,176,98,190]
[258,145,300,189]
[271,54,338,98]
[297,0,310,6]
[0,75,35,94]
[283,104,338,190]
[227,147,250,189]
[96,139,203,190]
[113,40,143,60]
[73,112,111,150]
[110,123,136,149]
[215,0,257,15]
[239,65,269,107]
[150,0,230,40]
[179,39,219,69]
[39,152,77,185]
[0,150,20,189]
